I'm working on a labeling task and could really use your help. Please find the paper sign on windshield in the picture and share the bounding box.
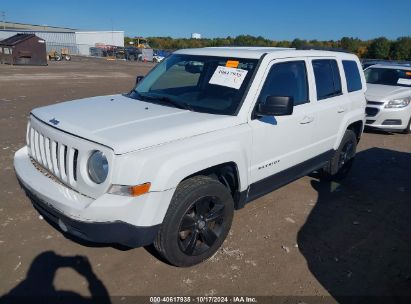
[209,66,248,89]
[397,78,411,85]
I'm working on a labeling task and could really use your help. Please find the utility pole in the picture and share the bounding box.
[1,11,5,30]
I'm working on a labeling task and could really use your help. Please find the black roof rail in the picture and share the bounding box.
[297,46,353,54]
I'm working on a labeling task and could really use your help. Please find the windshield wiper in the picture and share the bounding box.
[136,93,193,111]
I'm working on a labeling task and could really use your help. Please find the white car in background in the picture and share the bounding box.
[365,64,411,133]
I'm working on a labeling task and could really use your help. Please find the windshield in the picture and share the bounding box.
[364,67,411,87]
[128,54,259,115]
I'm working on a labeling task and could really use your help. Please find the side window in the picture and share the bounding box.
[312,59,342,100]
[259,61,309,106]
[342,60,362,92]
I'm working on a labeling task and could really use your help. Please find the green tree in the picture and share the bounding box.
[367,37,391,59]
[390,37,411,60]
[340,37,361,53]
[291,38,307,48]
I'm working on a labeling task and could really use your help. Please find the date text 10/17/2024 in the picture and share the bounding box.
[149,296,258,303]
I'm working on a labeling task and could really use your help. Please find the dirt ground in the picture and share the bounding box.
[0,57,410,303]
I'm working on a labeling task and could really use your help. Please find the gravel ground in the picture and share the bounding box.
[0,57,410,303]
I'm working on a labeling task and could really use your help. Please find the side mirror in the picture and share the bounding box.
[256,96,294,116]
[135,75,144,85]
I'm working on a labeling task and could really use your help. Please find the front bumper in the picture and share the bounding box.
[14,147,174,247]
[365,104,411,131]
[22,184,159,247]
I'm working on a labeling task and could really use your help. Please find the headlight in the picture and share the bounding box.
[87,151,108,184]
[385,97,411,108]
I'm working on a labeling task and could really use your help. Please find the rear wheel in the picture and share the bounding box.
[321,129,357,181]
[402,117,411,134]
[154,176,234,267]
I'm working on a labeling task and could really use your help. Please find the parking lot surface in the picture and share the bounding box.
[0,57,410,302]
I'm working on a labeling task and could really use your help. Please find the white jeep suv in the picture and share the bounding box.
[14,47,366,266]
[365,63,411,133]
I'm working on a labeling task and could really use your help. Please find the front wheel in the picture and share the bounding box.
[321,129,357,181]
[154,176,234,267]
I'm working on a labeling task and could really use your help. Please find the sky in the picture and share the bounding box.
[1,0,411,40]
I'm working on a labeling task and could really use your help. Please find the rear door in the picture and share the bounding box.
[308,58,347,154]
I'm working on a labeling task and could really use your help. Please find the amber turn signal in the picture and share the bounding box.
[130,183,151,197]
[108,183,151,197]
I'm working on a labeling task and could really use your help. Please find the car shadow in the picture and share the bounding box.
[0,251,111,304]
[297,147,411,303]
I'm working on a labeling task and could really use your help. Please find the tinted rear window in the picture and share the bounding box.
[313,59,342,100]
[343,60,362,92]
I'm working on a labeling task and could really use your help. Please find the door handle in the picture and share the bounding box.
[337,107,346,113]
[300,116,314,124]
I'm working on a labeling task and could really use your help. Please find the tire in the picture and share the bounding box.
[402,117,411,134]
[321,129,357,181]
[64,55,71,61]
[55,55,61,61]
[154,175,234,267]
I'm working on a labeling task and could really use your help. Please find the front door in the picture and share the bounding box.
[248,58,316,196]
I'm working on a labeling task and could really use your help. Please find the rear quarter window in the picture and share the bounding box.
[342,60,362,92]
[312,59,342,100]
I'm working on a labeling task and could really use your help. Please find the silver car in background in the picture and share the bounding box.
[365,64,411,133]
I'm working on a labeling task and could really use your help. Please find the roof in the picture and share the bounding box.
[3,21,76,32]
[367,63,411,71]
[174,47,358,59]
[0,33,38,46]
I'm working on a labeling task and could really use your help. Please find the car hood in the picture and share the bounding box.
[31,94,241,154]
[365,83,411,101]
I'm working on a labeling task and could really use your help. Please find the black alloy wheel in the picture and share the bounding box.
[178,196,225,256]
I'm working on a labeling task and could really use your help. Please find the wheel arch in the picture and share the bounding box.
[182,161,245,209]
[347,120,364,142]
[334,109,365,150]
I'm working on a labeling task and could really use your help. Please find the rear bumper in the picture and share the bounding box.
[22,182,159,247]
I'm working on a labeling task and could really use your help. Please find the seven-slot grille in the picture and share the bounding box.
[26,121,79,187]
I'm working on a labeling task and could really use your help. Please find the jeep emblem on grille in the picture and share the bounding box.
[49,118,60,125]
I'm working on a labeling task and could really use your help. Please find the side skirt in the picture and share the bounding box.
[235,150,334,209]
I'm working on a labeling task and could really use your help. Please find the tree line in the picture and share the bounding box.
[125,35,411,60]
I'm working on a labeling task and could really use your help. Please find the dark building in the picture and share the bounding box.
[0,33,47,65]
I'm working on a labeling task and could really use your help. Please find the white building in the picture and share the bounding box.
[75,31,124,55]
[191,33,201,39]
[0,22,124,55]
